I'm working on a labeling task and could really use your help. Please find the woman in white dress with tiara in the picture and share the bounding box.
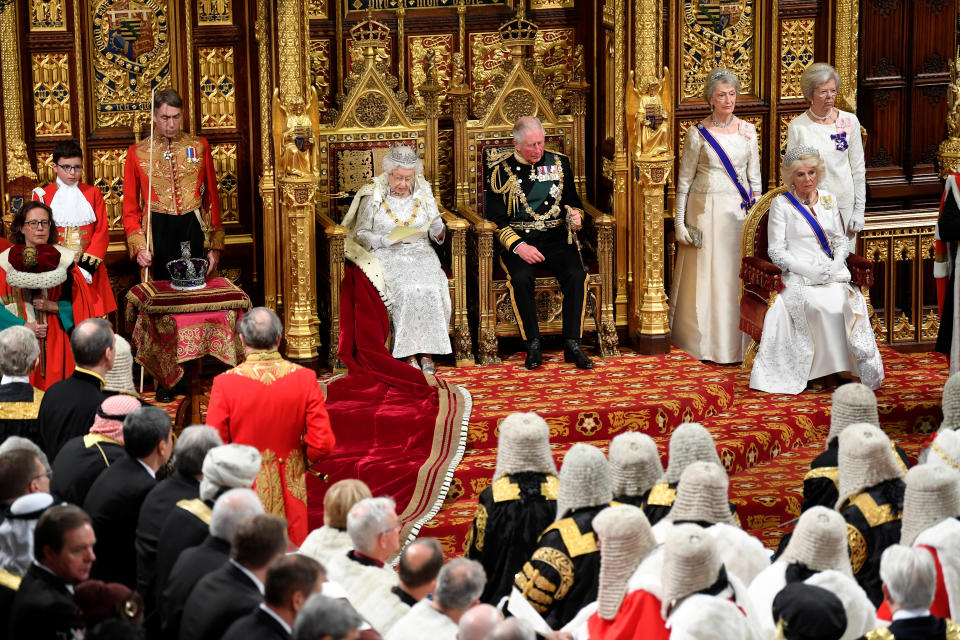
[671,68,761,363]
[749,146,883,394]
[341,145,451,373]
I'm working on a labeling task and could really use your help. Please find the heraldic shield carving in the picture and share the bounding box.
[91,0,171,128]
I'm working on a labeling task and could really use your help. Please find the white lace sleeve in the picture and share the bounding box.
[675,129,701,220]
[766,197,794,272]
[353,195,382,251]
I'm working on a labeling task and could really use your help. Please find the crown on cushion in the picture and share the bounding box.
[166,242,208,291]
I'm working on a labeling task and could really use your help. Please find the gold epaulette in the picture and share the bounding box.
[0,569,21,591]
[176,498,213,525]
[540,518,597,557]
[803,465,839,487]
[485,148,515,168]
[864,628,894,640]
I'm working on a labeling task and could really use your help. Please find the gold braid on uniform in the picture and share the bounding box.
[846,522,868,574]
[490,164,519,220]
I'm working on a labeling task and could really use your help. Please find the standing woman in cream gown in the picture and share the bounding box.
[787,63,866,240]
[671,68,761,363]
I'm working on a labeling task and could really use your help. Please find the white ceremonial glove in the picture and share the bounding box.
[375,234,396,249]
[429,216,445,237]
[674,208,694,246]
[81,269,93,285]
[788,260,831,285]
[848,214,865,234]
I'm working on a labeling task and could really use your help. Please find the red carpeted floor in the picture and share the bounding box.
[146,345,947,557]
[416,346,947,557]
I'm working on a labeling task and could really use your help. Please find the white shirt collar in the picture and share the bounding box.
[892,608,931,621]
[49,177,97,227]
[1,375,30,385]
[259,603,292,634]
[230,559,266,595]
[137,459,157,479]
[32,560,73,594]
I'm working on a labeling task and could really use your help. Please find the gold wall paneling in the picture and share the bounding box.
[211,143,239,223]
[31,0,66,31]
[198,0,232,24]
[778,18,814,100]
[833,0,860,111]
[346,36,393,73]
[198,47,237,130]
[469,32,509,118]
[310,39,333,120]
[408,34,454,116]
[35,153,55,189]
[32,53,72,137]
[680,0,757,102]
[531,0,573,7]
[343,0,505,9]
[534,29,576,116]
[90,147,128,230]
[90,0,172,129]
[308,0,328,18]
[1,0,38,223]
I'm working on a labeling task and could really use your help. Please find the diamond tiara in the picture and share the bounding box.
[783,145,821,165]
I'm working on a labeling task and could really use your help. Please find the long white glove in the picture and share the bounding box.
[848,213,865,234]
[429,216,445,238]
[783,257,831,284]
[81,269,93,285]
[674,206,694,246]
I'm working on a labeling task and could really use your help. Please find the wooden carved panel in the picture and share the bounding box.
[36,153,55,189]
[408,34,454,116]
[91,148,128,230]
[198,0,232,24]
[198,47,237,130]
[307,0,328,18]
[779,18,814,100]
[310,39,333,121]
[211,143,239,223]
[680,0,757,102]
[31,0,66,31]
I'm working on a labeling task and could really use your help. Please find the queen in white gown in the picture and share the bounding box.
[341,145,452,373]
[749,146,883,394]
[671,68,761,363]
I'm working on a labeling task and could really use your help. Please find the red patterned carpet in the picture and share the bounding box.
[146,346,948,557]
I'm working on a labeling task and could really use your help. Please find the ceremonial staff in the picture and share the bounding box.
[142,89,155,283]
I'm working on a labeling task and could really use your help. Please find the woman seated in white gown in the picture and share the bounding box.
[749,146,883,394]
[341,145,451,373]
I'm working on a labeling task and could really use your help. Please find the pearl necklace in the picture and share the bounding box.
[808,108,832,121]
[710,114,734,128]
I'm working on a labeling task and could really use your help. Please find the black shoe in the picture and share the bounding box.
[564,339,594,369]
[525,338,543,370]
[155,386,175,403]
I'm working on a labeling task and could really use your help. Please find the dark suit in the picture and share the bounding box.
[155,496,212,603]
[83,455,157,587]
[861,614,960,639]
[51,433,124,506]
[0,382,43,446]
[8,563,84,640]
[485,150,588,341]
[0,569,20,638]
[136,470,199,620]
[159,535,230,638]
[39,368,105,460]
[179,561,262,640]
[222,605,291,640]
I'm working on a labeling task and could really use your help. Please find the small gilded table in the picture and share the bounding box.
[126,277,252,426]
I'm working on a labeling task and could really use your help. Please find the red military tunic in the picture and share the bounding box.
[122,132,225,259]
[32,181,117,317]
[206,350,335,544]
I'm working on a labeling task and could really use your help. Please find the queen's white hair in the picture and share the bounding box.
[879,544,937,610]
[800,63,843,103]
[703,68,740,102]
[382,148,423,175]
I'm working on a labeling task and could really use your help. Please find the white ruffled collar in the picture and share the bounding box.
[49,177,97,228]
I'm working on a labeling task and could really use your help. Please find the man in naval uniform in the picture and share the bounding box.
[485,116,592,370]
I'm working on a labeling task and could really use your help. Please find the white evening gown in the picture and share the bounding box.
[354,186,452,359]
[670,120,761,363]
[787,110,866,237]
[749,190,883,394]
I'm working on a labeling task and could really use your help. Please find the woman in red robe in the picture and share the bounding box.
[32,139,117,317]
[0,202,96,389]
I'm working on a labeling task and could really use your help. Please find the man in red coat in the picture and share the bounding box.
[205,307,335,545]
[32,139,117,317]
[122,88,224,282]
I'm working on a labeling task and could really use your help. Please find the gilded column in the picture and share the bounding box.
[257,0,280,310]
[275,0,320,362]
[448,53,472,211]
[939,48,960,177]
[0,0,38,224]
[420,71,442,191]
[612,0,630,329]
[833,0,860,112]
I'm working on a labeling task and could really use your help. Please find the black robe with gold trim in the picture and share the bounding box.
[642,481,677,526]
[466,471,558,604]
[50,432,124,506]
[803,442,909,513]
[841,478,905,607]
[515,504,604,630]
[0,382,42,445]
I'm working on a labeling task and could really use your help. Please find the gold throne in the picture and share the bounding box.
[314,15,472,368]
[449,13,618,365]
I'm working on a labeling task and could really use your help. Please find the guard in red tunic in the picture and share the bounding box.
[32,139,117,317]
[205,307,335,545]
[122,88,224,282]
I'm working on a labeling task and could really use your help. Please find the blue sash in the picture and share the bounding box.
[695,123,755,211]
[782,191,833,259]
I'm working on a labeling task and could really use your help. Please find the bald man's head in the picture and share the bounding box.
[398,537,444,590]
[456,603,502,640]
